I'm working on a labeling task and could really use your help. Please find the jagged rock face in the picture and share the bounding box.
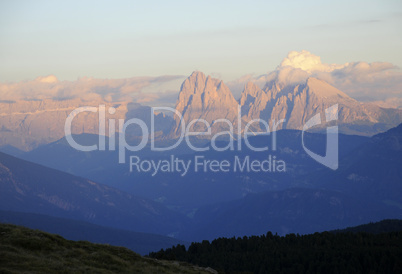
[264,77,356,130]
[240,82,269,123]
[1,72,402,150]
[173,71,240,136]
[172,72,402,137]
[242,77,402,135]
[171,72,402,138]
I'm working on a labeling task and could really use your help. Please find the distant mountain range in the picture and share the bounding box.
[173,71,402,137]
[1,71,401,150]
[15,130,368,207]
[183,123,402,240]
[322,123,402,200]
[185,187,399,241]
[0,151,187,237]
[1,124,401,242]
[1,68,401,244]
[0,99,172,151]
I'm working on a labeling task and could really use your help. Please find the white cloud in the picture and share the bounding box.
[0,75,184,105]
[2,51,401,107]
[326,61,402,100]
[279,50,347,73]
[35,75,59,83]
[228,50,402,103]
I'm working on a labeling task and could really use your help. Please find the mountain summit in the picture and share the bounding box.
[1,68,402,151]
[252,76,402,134]
[173,71,239,136]
[171,72,402,137]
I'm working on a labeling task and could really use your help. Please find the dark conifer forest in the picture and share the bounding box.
[149,220,402,273]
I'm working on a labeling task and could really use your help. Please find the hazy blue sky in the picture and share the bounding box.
[0,0,401,82]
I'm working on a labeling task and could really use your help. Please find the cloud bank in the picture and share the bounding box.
[0,75,184,105]
[2,50,401,108]
[279,50,347,73]
[228,50,402,104]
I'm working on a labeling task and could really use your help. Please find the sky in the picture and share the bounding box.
[0,0,402,107]
[1,0,401,83]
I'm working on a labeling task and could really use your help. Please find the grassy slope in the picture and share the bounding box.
[0,210,188,255]
[0,223,215,274]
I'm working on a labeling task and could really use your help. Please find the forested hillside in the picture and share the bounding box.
[150,220,402,273]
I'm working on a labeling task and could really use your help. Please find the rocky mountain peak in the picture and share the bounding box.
[173,71,239,137]
[176,71,237,108]
[305,77,351,99]
[179,71,207,97]
[241,82,261,100]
